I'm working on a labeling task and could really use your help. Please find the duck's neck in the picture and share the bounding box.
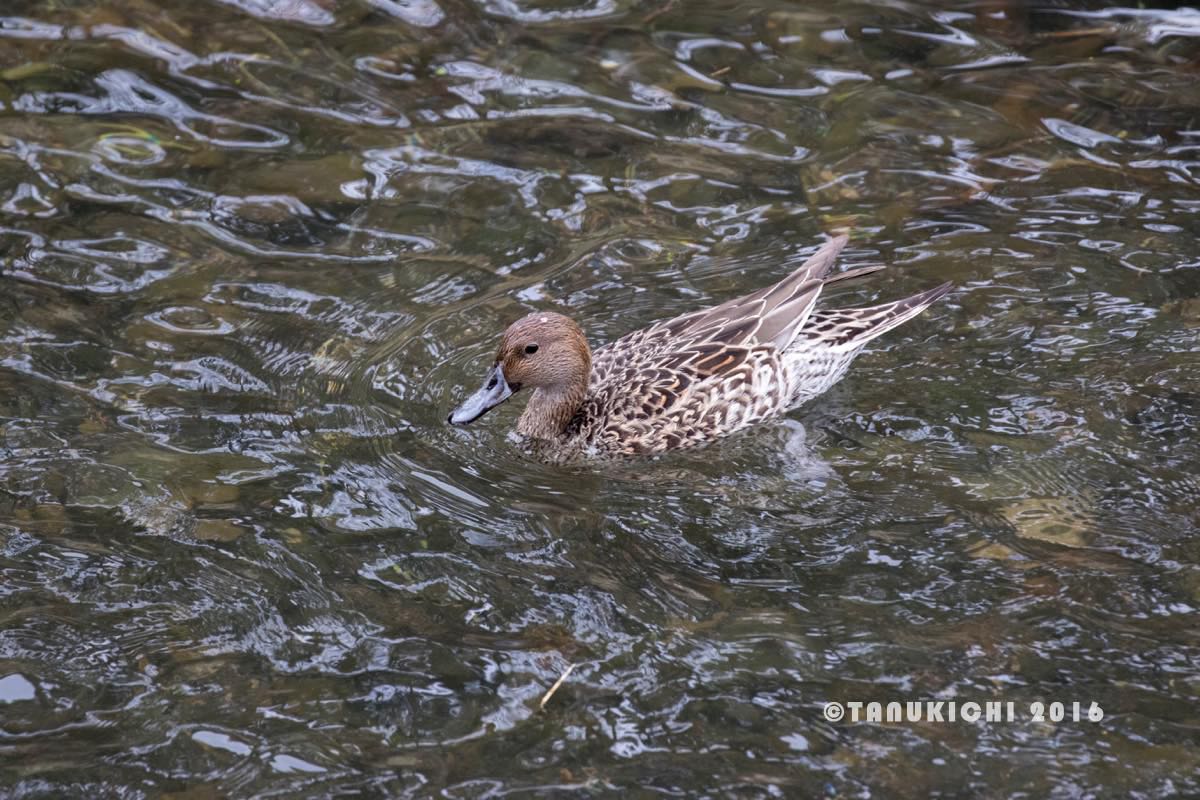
[517,381,587,440]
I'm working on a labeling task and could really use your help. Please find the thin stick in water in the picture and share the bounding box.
[539,663,577,710]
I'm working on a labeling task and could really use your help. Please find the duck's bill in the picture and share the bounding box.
[448,364,514,425]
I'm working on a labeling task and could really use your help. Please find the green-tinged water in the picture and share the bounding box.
[2,1,1199,796]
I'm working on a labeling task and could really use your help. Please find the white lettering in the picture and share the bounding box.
[829,698,1102,725]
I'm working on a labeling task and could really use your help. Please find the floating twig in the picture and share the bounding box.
[539,663,577,710]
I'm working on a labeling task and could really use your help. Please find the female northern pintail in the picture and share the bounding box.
[448,235,952,459]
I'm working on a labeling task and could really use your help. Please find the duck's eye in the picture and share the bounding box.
[524,343,539,355]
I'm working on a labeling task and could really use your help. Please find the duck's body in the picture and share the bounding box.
[449,235,952,460]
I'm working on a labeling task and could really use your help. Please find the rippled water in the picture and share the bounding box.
[2,1,1199,796]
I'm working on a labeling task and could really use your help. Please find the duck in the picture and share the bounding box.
[448,234,952,459]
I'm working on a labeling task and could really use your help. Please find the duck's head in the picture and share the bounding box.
[448,311,591,426]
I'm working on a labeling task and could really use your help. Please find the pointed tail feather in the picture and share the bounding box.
[822,264,886,287]
[675,234,851,349]
[787,233,851,285]
[799,282,953,351]
[752,234,850,348]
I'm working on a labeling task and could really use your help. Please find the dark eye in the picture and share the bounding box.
[524,344,539,355]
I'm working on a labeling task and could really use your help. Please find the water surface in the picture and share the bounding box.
[2,1,1199,796]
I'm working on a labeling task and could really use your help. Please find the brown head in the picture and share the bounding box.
[447,312,591,430]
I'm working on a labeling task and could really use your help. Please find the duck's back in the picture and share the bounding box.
[570,338,789,455]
